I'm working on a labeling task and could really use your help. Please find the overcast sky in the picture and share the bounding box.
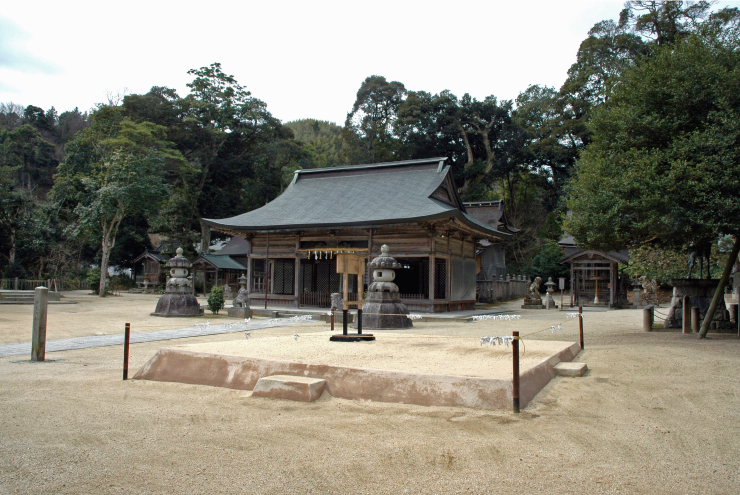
[2,0,739,125]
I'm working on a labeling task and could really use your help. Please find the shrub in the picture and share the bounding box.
[207,286,225,315]
[86,268,101,295]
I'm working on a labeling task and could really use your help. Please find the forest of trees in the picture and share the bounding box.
[2,1,738,298]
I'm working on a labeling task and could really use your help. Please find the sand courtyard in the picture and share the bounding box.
[1,291,739,494]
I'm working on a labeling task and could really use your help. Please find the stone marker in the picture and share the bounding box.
[31,286,49,361]
[643,306,653,332]
[252,375,327,402]
[691,306,700,333]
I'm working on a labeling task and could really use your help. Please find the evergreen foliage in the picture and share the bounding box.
[207,285,225,314]
[4,1,738,296]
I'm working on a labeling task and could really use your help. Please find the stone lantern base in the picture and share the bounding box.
[355,292,413,329]
[152,293,203,317]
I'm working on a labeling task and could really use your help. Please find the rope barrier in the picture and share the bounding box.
[653,309,670,320]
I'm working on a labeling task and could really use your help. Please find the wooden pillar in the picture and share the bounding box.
[247,255,253,296]
[367,228,374,286]
[429,232,435,309]
[570,263,574,307]
[265,232,270,309]
[446,233,451,302]
[294,235,300,306]
[683,295,691,334]
[610,263,616,308]
[31,286,48,362]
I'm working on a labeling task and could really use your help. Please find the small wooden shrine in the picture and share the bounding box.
[558,234,629,308]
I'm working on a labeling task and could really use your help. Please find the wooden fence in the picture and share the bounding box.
[0,278,90,291]
[476,276,529,303]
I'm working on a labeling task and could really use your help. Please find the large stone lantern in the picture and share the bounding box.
[152,247,202,317]
[357,245,413,329]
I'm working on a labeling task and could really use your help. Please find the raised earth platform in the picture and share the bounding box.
[133,334,581,410]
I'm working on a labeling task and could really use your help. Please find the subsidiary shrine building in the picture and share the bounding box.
[202,158,511,312]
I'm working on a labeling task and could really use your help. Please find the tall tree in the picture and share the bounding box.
[457,94,513,199]
[52,106,184,295]
[0,163,34,272]
[0,124,57,193]
[625,0,714,45]
[564,23,740,337]
[343,75,406,164]
[122,65,287,248]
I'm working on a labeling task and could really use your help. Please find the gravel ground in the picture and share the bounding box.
[1,293,739,494]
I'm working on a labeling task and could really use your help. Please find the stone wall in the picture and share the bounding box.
[664,279,734,330]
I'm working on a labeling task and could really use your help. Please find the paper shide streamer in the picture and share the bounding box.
[480,336,515,347]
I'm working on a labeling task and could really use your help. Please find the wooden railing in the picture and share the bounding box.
[299,292,360,307]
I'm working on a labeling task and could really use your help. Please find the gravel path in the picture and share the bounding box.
[0,318,312,358]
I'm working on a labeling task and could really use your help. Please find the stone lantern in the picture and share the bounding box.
[632,278,642,308]
[152,247,202,316]
[357,245,413,329]
[544,276,557,309]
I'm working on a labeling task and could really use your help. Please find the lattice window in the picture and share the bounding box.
[314,263,330,294]
[299,262,313,294]
[421,258,430,298]
[252,259,266,293]
[435,259,447,299]
[273,259,295,295]
[330,270,341,293]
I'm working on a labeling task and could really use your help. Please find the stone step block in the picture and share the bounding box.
[554,362,588,377]
[252,375,326,402]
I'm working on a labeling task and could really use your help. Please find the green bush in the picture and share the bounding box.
[207,286,225,315]
[86,268,101,294]
[109,275,136,292]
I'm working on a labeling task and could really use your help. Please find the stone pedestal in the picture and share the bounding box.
[227,307,253,318]
[357,292,413,329]
[521,302,545,309]
[664,279,733,330]
[153,294,203,316]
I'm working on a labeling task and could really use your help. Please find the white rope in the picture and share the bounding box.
[472,314,522,322]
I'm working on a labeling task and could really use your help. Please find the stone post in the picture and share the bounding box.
[682,295,691,334]
[729,303,738,324]
[691,306,701,333]
[14,277,18,290]
[31,286,49,361]
[643,306,653,332]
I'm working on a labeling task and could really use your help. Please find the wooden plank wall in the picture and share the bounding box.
[247,226,478,261]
